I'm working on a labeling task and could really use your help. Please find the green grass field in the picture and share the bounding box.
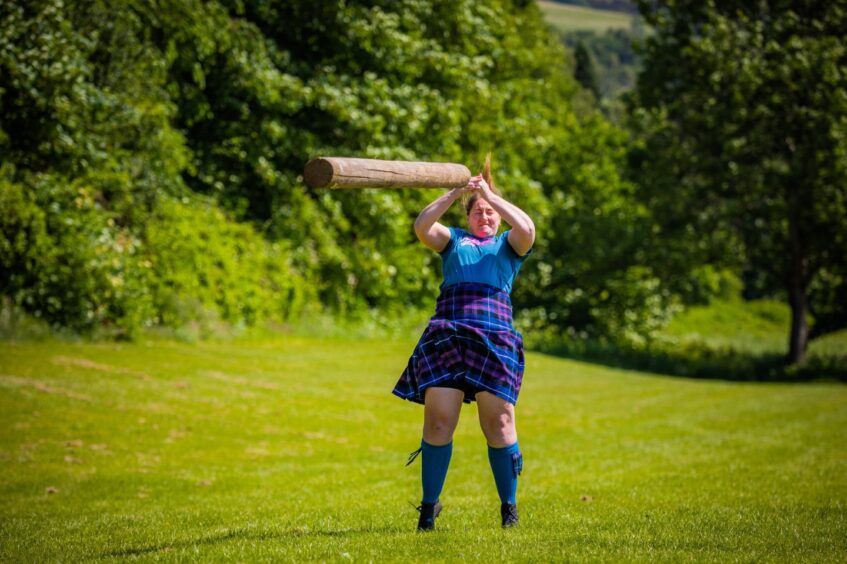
[1,335,846,561]
[538,1,633,33]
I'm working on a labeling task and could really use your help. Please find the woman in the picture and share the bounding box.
[393,155,535,530]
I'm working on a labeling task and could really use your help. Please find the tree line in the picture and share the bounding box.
[1,0,844,366]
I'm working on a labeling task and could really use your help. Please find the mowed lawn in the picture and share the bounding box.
[1,336,845,561]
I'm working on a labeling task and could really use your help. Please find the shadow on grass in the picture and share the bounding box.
[532,339,847,383]
[102,525,407,558]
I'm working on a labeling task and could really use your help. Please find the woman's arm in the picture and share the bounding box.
[413,186,464,252]
[471,176,535,256]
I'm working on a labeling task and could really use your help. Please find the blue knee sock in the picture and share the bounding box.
[421,440,453,504]
[488,442,522,504]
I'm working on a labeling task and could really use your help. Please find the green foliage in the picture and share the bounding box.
[145,195,311,331]
[1,0,678,343]
[629,0,847,360]
[0,167,303,338]
[514,112,679,344]
[0,297,54,340]
[573,41,601,97]
[0,0,306,335]
[158,0,588,315]
[0,169,154,335]
[677,265,743,305]
[0,0,182,335]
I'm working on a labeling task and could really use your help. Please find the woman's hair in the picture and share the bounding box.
[464,152,501,215]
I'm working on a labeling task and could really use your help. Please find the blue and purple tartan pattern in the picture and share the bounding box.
[393,283,525,405]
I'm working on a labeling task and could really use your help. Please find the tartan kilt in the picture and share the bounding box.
[393,283,525,405]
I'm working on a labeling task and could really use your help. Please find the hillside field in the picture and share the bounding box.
[538,0,634,32]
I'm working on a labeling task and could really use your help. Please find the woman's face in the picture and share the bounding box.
[468,198,501,238]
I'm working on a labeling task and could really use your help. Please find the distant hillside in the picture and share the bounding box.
[543,0,638,15]
[538,0,634,33]
[539,0,642,101]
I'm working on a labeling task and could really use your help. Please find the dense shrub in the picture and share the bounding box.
[145,196,311,331]
[529,330,847,382]
[0,170,153,335]
[0,167,307,337]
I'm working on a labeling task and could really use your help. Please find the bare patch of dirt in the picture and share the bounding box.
[245,445,270,457]
[202,370,280,391]
[51,356,151,380]
[0,375,92,402]
[164,428,189,444]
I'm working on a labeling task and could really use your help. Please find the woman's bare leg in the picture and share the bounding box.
[476,391,521,525]
[423,387,464,445]
[416,387,464,528]
[475,391,517,447]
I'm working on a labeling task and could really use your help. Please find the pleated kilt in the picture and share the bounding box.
[393,282,525,405]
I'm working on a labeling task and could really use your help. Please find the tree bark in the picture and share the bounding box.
[787,279,809,364]
[787,209,809,364]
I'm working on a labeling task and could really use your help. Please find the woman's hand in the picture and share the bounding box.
[466,174,496,200]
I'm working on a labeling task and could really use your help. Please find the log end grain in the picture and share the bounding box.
[303,158,336,188]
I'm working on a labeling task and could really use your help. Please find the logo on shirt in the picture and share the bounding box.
[459,237,496,247]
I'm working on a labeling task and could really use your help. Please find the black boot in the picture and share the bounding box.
[416,501,443,531]
[501,502,519,528]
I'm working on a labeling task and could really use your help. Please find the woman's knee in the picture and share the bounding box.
[480,411,517,446]
[476,392,517,446]
[423,388,463,444]
[423,414,458,442]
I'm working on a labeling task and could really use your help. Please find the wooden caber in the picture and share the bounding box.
[304,157,471,189]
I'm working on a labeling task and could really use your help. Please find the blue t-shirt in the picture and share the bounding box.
[439,227,532,293]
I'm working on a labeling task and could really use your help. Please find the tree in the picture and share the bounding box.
[630,0,847,363]
[574,41,601,97]
[558,28,641,100]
